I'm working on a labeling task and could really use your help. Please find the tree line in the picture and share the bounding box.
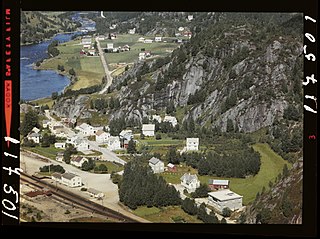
[119,160,181,209]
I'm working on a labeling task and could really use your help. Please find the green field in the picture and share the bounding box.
[31,97,55,108]
[24,146,64,160]
[95,161,124,173]
[162,143,291,205]
[133,206,201,223]
[39,39,104,90]
[100,34,177,66]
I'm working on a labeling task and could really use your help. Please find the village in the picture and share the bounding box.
[21,101,245,223]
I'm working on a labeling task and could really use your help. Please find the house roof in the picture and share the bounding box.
[52,172,62,179]
[72,156,87,163]
[119,130,133,137]
[149,157,161,165]
[164,116,177,122]
[78,123,92,131]
[142,124,155,131]
[208,189,242,201]
[96,130,106,136]
[88,188,103,195]
[208,179,229,185]
[167,163,175,168]
[28,132,41,137]
[180,173,198,184]
[62,172,78,180]
[186,138,199,143]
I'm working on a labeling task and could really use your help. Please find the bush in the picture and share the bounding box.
[222,207,232,217]
[156,134,162,140]
[80,187,87,191]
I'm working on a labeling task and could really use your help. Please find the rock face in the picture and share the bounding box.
[52,95,90,119]
[111,25,303,133]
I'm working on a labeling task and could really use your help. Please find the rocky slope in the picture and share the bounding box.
[105,13,303,133]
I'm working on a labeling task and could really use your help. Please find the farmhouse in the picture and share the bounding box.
[186,138,199,151]
[42,120,51,128]
[167,163,177,172]
[180,173,200,193]
[154,36,162,42]
[87,188,104,198]
[142,124,155,137]
[107,43,114,50]
[144,39,153,43]
[138,37,145,42]
[95,130,110,144]
[54,142,66,149]
[81,36,92,45]
[148,157,164,173]
[108,136,121,151]
[139,52,146,61]
[75,123,95,136]
[208,189,243,213]
[74,138,90,152]
[128,28,136,34]
[61,172,82,188]
[178,27,185,31]
[119,129,133,141]
[187,15,194,21]
[163,116,178,127]
[208,179,230,190]
[27,132,41,144]
[56,152,64,162]
[151,114,162,123]
[71,156,89,168]
[51,172,62,183]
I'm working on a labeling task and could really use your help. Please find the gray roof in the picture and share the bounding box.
[208,189,242,201]
[62,172,78,180]
[149,157,161,165]
[28,132,40,137]
[52,172,62,179]
[180,173,198,184]
[208,179,229,185]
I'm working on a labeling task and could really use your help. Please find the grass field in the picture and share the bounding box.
[95,161,124,173]
[31,97,54,108]
[39,39,104,90]
[162,143,291,205]
[24,146,64,160]
[133,206,201,223]
[100,34,178,65]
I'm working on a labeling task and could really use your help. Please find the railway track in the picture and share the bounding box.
[20,173,138,223]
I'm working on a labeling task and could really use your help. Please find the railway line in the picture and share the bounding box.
[20,172,138,223]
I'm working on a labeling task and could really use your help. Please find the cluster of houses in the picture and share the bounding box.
[137,36,163,44]
[105,43,130,53]
[80,36,98,56]
[138,51,151,61]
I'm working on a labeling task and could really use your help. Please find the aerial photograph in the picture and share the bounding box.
[19,11,303,224]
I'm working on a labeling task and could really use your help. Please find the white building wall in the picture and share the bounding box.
[149,162,164,173]
[143,130,154,137]
[208,197,243,213]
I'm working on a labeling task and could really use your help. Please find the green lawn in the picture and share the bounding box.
[95,161,124,173]
[161,143,291,205]
[39,39,104,91]
[24,146,64,160]
[31,97,54,108]
[133,206,201,223]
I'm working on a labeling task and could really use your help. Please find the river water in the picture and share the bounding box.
[20,33,78,101]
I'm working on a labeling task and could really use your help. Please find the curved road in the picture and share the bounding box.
[95,36,113,94]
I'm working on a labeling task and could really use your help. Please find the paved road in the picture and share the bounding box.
[95,37,113,94]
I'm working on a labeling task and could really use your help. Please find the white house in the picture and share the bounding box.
[148,157,164,173]
[87,188,104,198]
[31,127,40,134]
[138,37,145,42]
[187,15,194,21]
[107,43,114,50]
[151,115,162,123]
[108,136,121,151]
[180,173,200,193]
[139,52,146,60]
[119,129,133,141]
[186,138,199,151]
[61,172,82,188]
[74,138,90,152]
[54,142,66,149]
[42,120,51,128]
[27,132,41,144]
[208,189,243,213]
[178,27,185,31]
[81,37,92,45]
[95,130,110,144]
[128,28,136,34]
[163,116,178,127]
[71,156,89,168]
[75,123,95,136]
[144,39,153,43]
[154,36,162,42]
[52,172,62,183]
[56,152,64,162]
[142,124,155,137]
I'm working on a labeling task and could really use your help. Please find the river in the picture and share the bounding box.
[20,12,97,101]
